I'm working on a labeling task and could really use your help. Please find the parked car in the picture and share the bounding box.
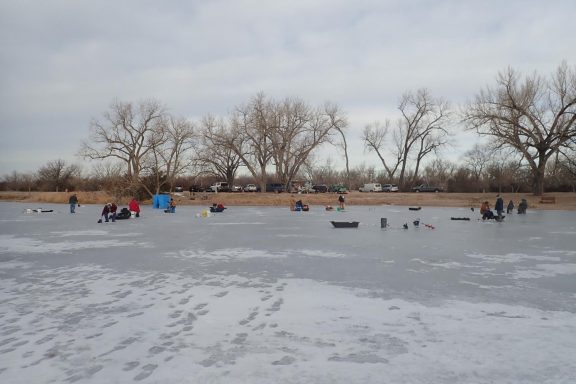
[189,185,205,193]
[312,184,328,193]
[382,184,399,192]
[174,186,184,192]
[231,185,243,192]
[359,183,382,192]
[207,182,230,192]
[329,184,348,194]
[244,184,259,192]
[266,183,285,193]
[411,184,444,192]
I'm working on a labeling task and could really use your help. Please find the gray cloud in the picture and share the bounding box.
[1,0,575,174]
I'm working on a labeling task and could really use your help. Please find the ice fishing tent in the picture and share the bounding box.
[153,194,171,209]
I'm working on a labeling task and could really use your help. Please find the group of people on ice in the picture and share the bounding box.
[480,195,528,221]
[95,198,141,223]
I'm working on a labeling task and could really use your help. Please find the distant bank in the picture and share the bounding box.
[1,191,575,211]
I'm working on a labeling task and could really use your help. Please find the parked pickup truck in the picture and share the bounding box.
[411,184,444,192]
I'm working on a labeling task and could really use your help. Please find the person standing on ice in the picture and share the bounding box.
[495,194,504,219]
[338,194,345,210]
[68,193,78,213]
[507,200,514,214]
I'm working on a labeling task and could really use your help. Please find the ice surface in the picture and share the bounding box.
[0,202,575,383]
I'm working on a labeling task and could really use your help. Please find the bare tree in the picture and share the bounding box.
[197,115,243,186]
[463,62,576,195]
[146,115,197,194]
[422,158,456,186]
[361,120,403,180]
[37,159,80,192]
[79,99,165,195]
[2,171,37,192]
[463,143,492,192]
[227,93,275,192]
[397,89,451,187]
[270,99,345,188]
[327,105,350,189]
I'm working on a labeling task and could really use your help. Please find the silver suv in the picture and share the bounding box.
[382,184,399,192]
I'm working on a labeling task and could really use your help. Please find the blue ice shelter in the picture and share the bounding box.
[153,194,171,209]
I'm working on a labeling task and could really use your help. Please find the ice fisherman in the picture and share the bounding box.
[507,200,514,214]
[98,203,112,223]
[129,198,141,217]
[338,194,345,210]
[518,198,528,214]
[68,193,78,213]
[480,201,494,220]
[495,194,504,218]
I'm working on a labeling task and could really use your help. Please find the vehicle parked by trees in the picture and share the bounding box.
[329,184,347,193]
[312,184,328,193]
[244,184,259,192]
[189,185,205,193]
[359,183,382,192]
[411,184,443,192]
[266,183,285,193]
[382,184,399,192]
[207,182,230,192]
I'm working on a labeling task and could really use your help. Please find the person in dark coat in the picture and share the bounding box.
[507,200,514,214]
[68,194,78,213]
[495,195,504,218]
[110,203,118,222]
[99,203,111,223]
[518,199,528,214]
[338,194,345,210]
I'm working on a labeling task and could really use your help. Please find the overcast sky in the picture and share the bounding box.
[1,0,575,176]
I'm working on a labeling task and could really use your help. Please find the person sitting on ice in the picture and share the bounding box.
[517,198,528,214]
[129,198,140,217]
[480,201,494,220]
[98,203,112,223]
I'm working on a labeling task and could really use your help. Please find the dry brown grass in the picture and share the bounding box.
[2,191,576,210]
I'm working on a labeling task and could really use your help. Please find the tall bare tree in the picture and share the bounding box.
[397,89,451,187]
[79,99,165,194]
[197,115,243,186]
[463,62,576,195]
[361,120,403,180]
[147,115,196,194]
[270,99,346,188]
[226,93,275,192]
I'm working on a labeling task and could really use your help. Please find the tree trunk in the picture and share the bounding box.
[532,165,546,196]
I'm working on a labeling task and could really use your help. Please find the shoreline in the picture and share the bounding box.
[1,191,575,211]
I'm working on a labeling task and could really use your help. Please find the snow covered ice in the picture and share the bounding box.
[1,201,575,383]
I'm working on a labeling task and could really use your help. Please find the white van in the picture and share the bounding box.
[207,182,229,192]
[359,183,382,192]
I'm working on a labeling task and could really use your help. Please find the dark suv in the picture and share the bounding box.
[266,183,286,193]
[312,185,328,193]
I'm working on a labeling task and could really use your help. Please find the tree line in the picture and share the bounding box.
[2,63,576,196]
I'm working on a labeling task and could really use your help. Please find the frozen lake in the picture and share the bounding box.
[1,201,575,383]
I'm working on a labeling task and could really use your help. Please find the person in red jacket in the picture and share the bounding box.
[129,198,140,218]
